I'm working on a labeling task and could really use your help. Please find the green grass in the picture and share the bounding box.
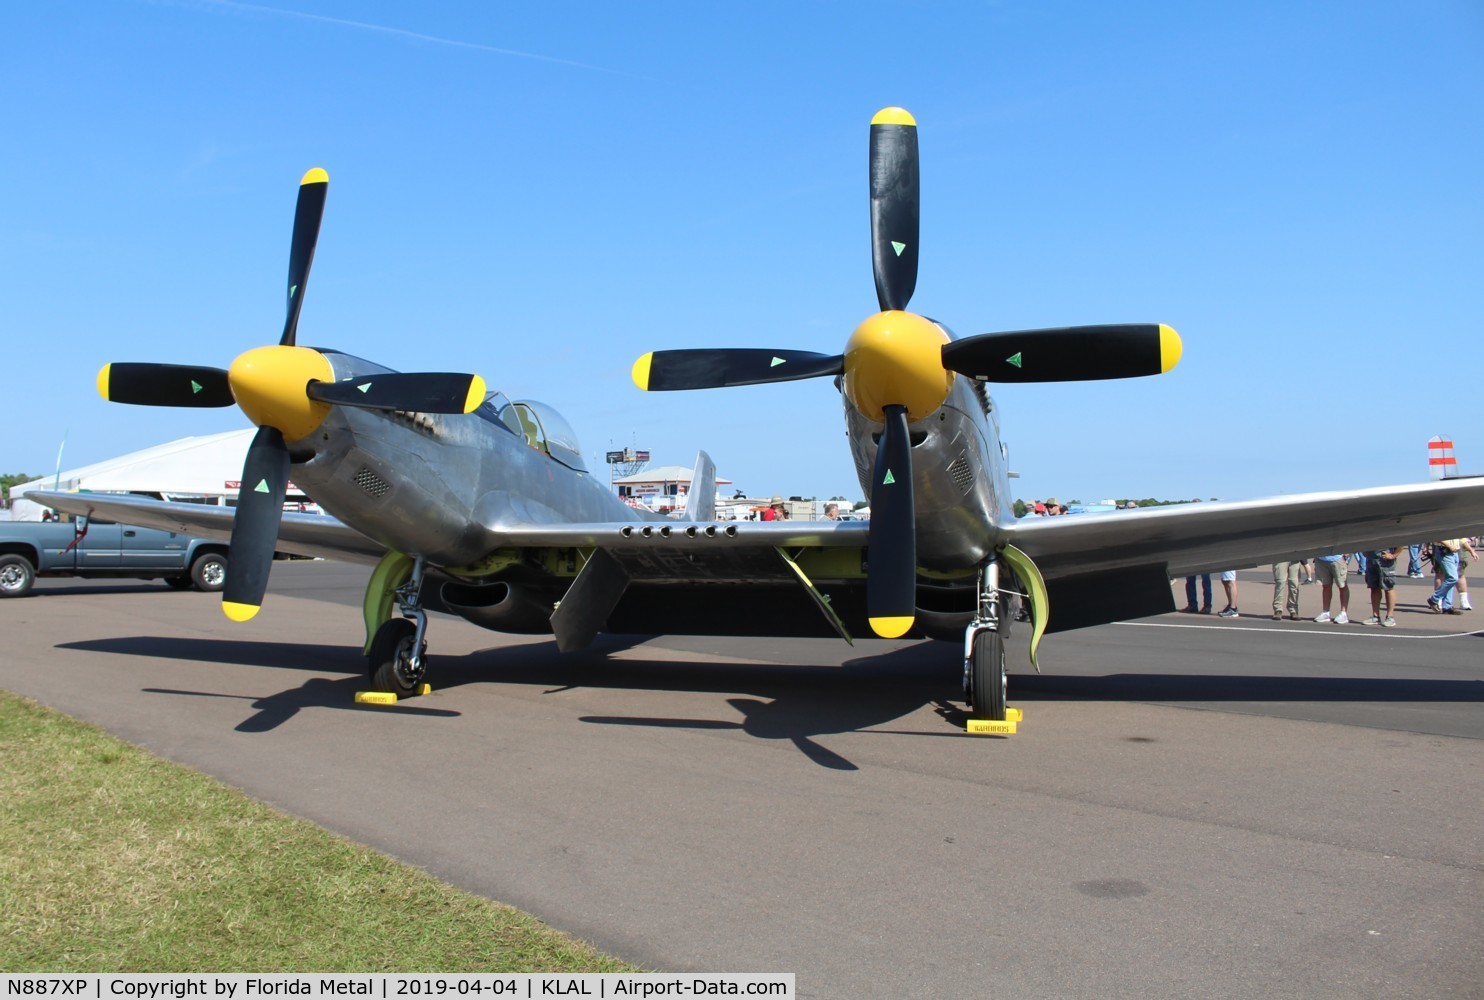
[0,691,639,972]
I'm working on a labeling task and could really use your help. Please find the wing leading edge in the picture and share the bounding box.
[1005,478,1484,581]
[25,490,386,565]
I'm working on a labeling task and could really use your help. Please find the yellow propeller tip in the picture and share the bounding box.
[300,166,329,186]
[464,375,487,413]
[631,353,654,391]
[869,615,914,639]
[96,364,112,401]
[223,601,261,622]
[871,107,916,127]
[1158,324,1183,373]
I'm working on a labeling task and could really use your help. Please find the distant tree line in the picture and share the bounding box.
[1,472,35,505]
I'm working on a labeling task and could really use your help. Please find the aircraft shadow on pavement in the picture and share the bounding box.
[60,636,366,672]
[57,633,1484,747]
[55,636,462,730]
[490,638,975,771]
[1007,672,1484,704]
[142,677,463,730]
[57,633,971,767]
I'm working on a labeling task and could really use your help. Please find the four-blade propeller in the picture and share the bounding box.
[95,168,486,622]
[633,107,1183,638]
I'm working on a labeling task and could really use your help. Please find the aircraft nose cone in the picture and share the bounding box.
[842,310,954,422]
[228,345,334,441]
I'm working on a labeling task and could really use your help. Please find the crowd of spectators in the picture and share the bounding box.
[1181,539,1477,625]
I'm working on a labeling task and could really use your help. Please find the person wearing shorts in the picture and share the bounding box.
[1364,546,1400,626]
[1312,554,1350,624]
[1217,570,1239,618]
[1457,537,1477,612]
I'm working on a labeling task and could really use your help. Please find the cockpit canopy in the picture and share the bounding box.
[483,393,587,472]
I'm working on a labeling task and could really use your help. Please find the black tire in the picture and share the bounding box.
[0,554,36,598]
[969,629,1007,720]
[164,575,194,590]
[190,552,228,592]
[368,618,425,696]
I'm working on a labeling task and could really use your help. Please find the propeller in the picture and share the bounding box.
[281,168,328,348]
[632,107,1183,638]
[94,168,487,621]
[869,107,920,312]
[867,405,915,637]
[306,372,488,413]
[97,363,233,407]
[941,323,1181,383]
[632,349,843,391]
[222,426,289,620]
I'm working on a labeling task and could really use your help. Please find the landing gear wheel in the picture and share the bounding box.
[190,552,228,592]
[368,618,426,697]
[0,554,36,598]
[969,629,1007,721]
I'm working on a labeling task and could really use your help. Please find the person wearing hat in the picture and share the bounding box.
[761,496,785,521]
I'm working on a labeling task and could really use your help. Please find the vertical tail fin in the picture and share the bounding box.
[684,450,717,521]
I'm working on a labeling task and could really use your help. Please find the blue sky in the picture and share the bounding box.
[4,1,1480,504]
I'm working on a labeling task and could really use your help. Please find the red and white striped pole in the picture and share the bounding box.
[1428,436,1457,480]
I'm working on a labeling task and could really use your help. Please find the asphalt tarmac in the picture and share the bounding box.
[3,562,1482,998]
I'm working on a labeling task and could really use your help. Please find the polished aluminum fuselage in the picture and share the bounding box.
[286,348,1010,583]
[286,351,656,566]
[844,372,1012,573]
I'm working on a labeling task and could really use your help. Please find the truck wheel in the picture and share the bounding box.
[190,552,228,592]
[0,554,36,598]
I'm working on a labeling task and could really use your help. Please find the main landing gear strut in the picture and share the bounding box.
[367,555,430,697]
[963,556,1008,721]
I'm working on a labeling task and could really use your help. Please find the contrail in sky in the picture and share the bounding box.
[181,0,648,78]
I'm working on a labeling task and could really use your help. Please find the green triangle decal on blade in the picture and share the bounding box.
[1006,352,1023,368]
[891,241,906,256]
[190,380,202,394]
[882,470,896,485]
[770,357,785,367]
[289,284,298,299]
[357,382,372,393]
[253,479,270,494]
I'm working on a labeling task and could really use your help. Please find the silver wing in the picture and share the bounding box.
[1002,477,1484,634]
[1005,478,1484,579]
[26,490,386,565]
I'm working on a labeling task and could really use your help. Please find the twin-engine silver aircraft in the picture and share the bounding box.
[33,108,1484,722]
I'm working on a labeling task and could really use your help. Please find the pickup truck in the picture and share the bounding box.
[0,515,228,598]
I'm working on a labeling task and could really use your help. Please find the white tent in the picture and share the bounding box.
[9,429,312,521]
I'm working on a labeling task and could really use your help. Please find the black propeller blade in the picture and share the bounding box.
[97,363,234,407]
[306,372,488,413]
[222,426,289,621]
[866,404,916,638]
[280,167,328,348]
[869,107,920,312]
[633,349,844,392]
[941,323,1181,383]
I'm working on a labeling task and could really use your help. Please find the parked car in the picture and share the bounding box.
[0,514,228,597]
